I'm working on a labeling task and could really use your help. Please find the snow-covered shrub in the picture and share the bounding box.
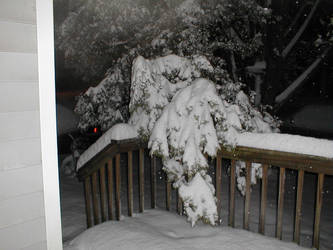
[126,54,279,226]
[74,66,130,131]
[128,54,214,139]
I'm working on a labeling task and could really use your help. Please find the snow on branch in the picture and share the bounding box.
[129,54,214,139]
[149,78,224,225]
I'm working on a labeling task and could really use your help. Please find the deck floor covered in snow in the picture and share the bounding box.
[64,209,306,250]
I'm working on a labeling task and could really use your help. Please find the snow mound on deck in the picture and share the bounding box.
[237,132,333,159]
[77,123,138,169]
[64,209,306,250]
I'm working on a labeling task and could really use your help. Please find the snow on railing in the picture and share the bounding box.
[77,134,333,249]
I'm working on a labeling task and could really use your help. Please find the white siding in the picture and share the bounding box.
[0,0,36,24]
[0,52,38,81]
[0,138,42,170]
[0,111,40,140]
[0,84,39,112]
[0,217,46,249]
[0,165,43,200]
[0,21,37,53]
[0,0,50,248]
[0,191,45,228]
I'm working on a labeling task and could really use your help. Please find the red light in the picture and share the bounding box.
[93,127,98,133]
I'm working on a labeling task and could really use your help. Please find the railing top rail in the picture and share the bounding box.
[77,138,333,180]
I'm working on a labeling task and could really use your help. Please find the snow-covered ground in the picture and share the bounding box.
[64,209,306,250]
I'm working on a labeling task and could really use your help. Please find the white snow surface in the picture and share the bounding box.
[237,132,333,159]
[77,123,138,169]
[64,209,306,250]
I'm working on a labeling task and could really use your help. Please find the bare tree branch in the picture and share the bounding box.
[275,47,330,107]
[283,1,312,38]
[281,0,321,58]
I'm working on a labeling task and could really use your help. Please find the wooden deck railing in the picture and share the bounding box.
[77,138,333,249]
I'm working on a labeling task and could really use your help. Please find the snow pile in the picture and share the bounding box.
[129,55,214,139]
[64,209,306,250]
[77,123,138,170]
[237,132,333,159]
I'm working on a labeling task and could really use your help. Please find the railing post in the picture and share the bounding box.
[259,164,268,234]
[294,169,304,244]
[139,148,144,213]
[91,171,100,225]
[151,156,156,209]
[229,160,236,227]
[99,164,107,222]
[107,158,114,220]
[216,156,222,224]
[244,162,251,230]
[115,154,121,220]
[313,173,324,249]
[277,167,286,240]
[166,180,172,211]
[83,176,93,228]
[128,151,133,216]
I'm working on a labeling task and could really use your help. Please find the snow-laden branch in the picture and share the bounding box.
[281,0,320,58]
[275,47,330,106]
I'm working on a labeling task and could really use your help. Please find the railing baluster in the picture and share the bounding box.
[177,192,183,215]
[277,167,286,240]
[151,156,156,208]
[229,160,236,227]
[128,151,133,216]
[259,164,268,234]
[107,158,114,220]
[216,156,222,224]
[313,173,324,249]
[166,180,171,211]
[139,148,144,213]
[294,169,304,244]
[244,162,251,230]
[91,171,100,225]
[115,153,121,220]
[99,165,107,222]
[84,176,93,228]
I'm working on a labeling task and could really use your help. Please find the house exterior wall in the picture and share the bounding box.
[0,0,62,249]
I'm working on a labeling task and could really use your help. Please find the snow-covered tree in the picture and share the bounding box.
[128,55,279,225]
[59,0,273,133]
